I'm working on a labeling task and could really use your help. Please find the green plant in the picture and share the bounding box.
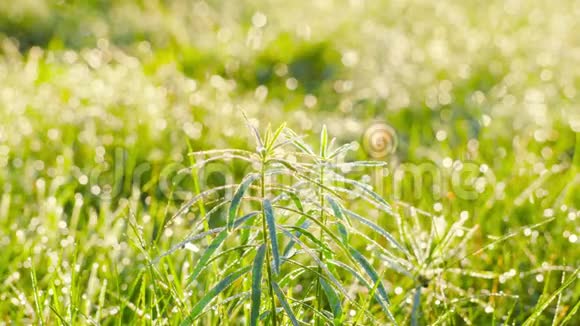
[155,119,409,325]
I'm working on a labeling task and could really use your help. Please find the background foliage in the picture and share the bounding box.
[0,0,578,324]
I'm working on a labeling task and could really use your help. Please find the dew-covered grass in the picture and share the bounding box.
[0,0,579,325]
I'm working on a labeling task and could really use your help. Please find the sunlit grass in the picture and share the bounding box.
[0,0,579,324]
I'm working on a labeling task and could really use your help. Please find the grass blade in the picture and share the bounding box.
[334,176,392,212]
[49,305,70,326]
[285,191,304,212]
[350,247,397,324]
[266,158,298,173]
[30,261,44,326]
[328,259,371,288]
[326,195,349,244]
[286,225,333,259]
[350,248,390,304]
[180,266,251,325]
[282,217,311,258]
[155,212,257,263]
[250,245,266,326]
[267,122,287,151]
[285,128,315,155]
[522,268,579,326]
[320,277,343,325]
[345,209,407,254]
[559,297,580,325]
[272,281,300,326]
[328,143,353,159]
[320,125,328,158]
[279,227,350,299]
[242,111,264,149]
[229,173,260,231]
[330,161,387,168]
[411,286,422,326]
[187,231,228,285]
[264,199,281,275]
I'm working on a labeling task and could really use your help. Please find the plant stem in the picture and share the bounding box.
[315,163,325,326]
[261,156,278,326]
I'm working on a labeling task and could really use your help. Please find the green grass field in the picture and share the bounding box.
[0,0,579,325]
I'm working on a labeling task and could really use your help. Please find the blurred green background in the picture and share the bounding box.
[0,0,578,324]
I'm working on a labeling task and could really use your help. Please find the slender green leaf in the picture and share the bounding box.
[168,184,239,225]
[503,299,519,326]
[353,267,383,325]
[187,231,228,284]
[49,305,70,326]
[328,259,371,288]
[320,277,342,325]
[286,295,334,325]
[282,218,311,258]
[560,297,580,325]
[450,217,555,266]
[272,281,300,326]
[181,266,251,325]
[191,154,257,169]
[267,122,287,151]
[241,213,258,245]
[411,286,422,326]
[320,125,328,158]
[328,143,353,159]
[206,245,257,267]
[522,268,579,326]
[30,262,44,326]
[285,191,304,212]
[277,264,308,288]
[286,225,333,259]
[233,211,259,228]
[327,137,336,154]
[326,195,349,244]
[331,161,387,168]
[293,171,341,197]
[345,209,407,254]
[264,125,272,148]
[350,248,397,324]
[275,206,367,278]
[266,158,298,172]
[194,291,251,320]
[334,175,392,213]
[279,227,350,299]
[431,310,456,326]
[155,212,258,263]
[264,199,280,274]
[188,148,255,157]
[242,111,264,149]
[285,128,315,155]
[250,245,266,326]
[325,195,344,221]
[350,248,390,303]
[229,174,260,231]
